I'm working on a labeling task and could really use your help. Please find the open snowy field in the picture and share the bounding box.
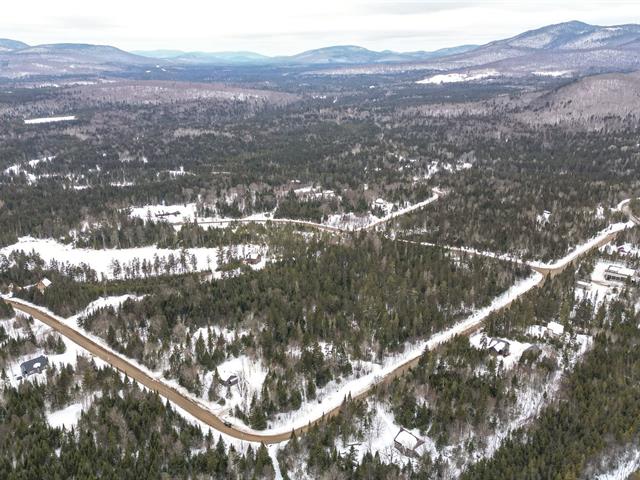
[24,115,76,125]
[0,237,268,279]
[416,70,499,84]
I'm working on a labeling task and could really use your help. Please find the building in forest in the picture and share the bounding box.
[394,429,424,457]
[20,355,48,376]
[603,264,638,283]
[36,277,52,293]
[222,375,239,387]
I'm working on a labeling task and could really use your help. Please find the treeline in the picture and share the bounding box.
[0,299,13,318]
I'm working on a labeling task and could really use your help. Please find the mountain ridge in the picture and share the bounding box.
[1,21,640,77]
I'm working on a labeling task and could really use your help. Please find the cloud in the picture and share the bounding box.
[2,0,640,55]
[360,1,477,16]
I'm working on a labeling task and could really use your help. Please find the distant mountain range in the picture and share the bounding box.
[132,44,479,65]
[326,21,640,76]
[1,21,640,78]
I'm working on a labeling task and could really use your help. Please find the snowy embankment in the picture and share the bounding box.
[528,221,635,271]
[24,115,76,125]
[0,237,268,280]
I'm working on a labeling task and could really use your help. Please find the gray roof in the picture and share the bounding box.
[20,355,48,372]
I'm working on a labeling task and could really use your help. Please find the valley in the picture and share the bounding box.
[1,17,640,480]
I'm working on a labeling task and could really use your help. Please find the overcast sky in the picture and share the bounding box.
[5,1,640,55]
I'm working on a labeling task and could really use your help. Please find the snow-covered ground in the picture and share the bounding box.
[574,262,629,307]
[72,295,144,321]
[329,329,592,477]
[416,70,499,85]
[468,332,532,370]
[129,203,200,223]
[2,155,56,184]
[594,447,640,480]
[0,237,268,280]
[128,202,276,229]
[262,272,542,434]
[47,393,101,430]
[358,191,442,231]
[211,355,269,414]
[532,70,572,77]
[601,242,640,258]
[127,190,443,233]
[24,115,76,125]
[1,297,263,450]
[324,212,378,230]
[399,239,526,266]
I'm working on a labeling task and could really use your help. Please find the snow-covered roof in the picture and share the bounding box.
[488,339,510,352]
[547,321,564,336]
[40,278,52,287]
[394,429,421,450]
[605,264,636,278]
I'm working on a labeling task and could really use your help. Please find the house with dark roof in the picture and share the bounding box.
[221,375,239,387]
[20,355,48,376]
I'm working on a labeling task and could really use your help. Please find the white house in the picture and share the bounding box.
[546,321,565,337]
[36,277,52,294]
[603,264,638,283]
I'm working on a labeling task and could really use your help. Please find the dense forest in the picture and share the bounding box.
[72,236,526,421]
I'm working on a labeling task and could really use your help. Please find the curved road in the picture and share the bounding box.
[5,273,537,445]
[4,197,634,444]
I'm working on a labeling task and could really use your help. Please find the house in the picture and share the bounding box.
[546,321,565,337]
[20,355,48,376]
[36,277,52,294]
[603,264,638,283]
[155,210,181,219]
[221,375,239,387]
[243,253,262,266]
[487,339,510,356]
[394,428,425,458]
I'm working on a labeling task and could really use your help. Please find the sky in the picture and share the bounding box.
[4,0,640,55]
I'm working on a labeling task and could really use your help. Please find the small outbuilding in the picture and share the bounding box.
[221,375,239,387]
[20,355,48,376]
[243,253,262,266]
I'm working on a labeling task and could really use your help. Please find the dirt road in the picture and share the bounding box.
[4,202,629,444]
[6,273,538,445]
